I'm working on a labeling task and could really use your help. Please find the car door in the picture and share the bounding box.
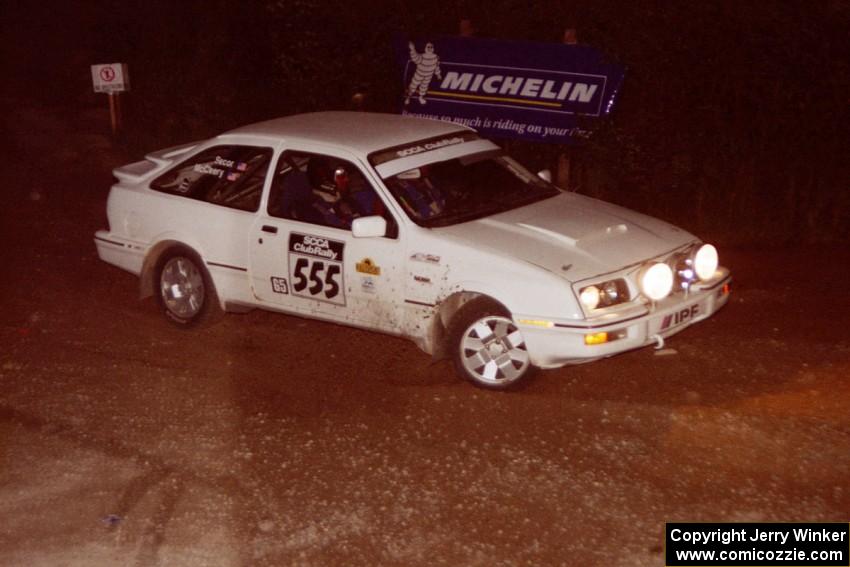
[249,148,406,333]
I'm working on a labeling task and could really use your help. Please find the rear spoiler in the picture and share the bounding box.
[113,140,201,184]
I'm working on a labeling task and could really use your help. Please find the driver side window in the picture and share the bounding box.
[267,151,397,238]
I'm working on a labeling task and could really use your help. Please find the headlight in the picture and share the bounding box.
[579,285,601,310]
[579,279,629,311]
[693,243,718,281]
[639,262,674,301]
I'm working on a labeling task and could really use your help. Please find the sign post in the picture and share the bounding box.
[91,63,130,140]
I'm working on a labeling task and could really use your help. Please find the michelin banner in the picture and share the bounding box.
[396,36,625,144]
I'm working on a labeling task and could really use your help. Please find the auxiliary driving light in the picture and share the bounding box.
[639,262,674,301]
[584,329,626,346]
[694,243,719,281]
[584,332,609,345]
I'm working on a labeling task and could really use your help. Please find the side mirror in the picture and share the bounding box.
[537,169,552,183]
[351,215,387,238]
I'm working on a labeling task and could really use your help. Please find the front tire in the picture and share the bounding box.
[448,298,534,390]
[154,247,222,328]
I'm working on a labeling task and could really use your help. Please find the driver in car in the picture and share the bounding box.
[308,158,383,227]
[391,166,445,220]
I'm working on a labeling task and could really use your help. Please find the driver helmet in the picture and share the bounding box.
[333,166,350,193]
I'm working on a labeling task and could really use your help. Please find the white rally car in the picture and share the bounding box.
[95,112,731,389]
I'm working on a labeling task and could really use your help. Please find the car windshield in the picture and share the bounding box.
[380,150,561,228]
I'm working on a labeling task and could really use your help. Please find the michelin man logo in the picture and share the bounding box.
[405,41,441,105]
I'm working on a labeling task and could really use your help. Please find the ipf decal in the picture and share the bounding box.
[660,304,699,331]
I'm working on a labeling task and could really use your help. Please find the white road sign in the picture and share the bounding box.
[91,63,129,93]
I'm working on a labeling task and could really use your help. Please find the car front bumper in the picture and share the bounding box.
[519,269,732,369]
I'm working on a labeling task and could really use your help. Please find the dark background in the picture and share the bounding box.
[2,4,849,563]
[3,0,848,243]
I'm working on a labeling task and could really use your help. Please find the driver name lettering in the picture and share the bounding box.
[214,156,235,168]
[193,163,225,178]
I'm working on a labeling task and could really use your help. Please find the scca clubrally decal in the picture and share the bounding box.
[288,233,346,306]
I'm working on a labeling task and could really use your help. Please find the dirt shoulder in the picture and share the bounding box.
[1,103,847,566]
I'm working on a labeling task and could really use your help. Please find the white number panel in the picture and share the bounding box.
[287,232,346,306]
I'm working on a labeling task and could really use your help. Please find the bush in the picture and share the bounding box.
[69,0,847,243]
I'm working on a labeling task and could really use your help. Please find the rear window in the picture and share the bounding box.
[150,145,272,212]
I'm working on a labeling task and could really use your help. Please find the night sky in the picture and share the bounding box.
[3,0,848,242]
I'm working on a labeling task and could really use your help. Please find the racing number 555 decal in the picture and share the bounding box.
[288,233,346,306]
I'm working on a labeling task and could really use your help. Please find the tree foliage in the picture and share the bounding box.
[62,0,848,242]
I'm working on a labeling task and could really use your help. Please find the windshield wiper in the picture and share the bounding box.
[505,189,557,208]
[427,203,507,227]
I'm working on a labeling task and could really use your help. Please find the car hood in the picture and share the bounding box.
[436,192,694,282]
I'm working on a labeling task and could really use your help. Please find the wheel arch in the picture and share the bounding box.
[429,287,512,360]
[442,291,534,389]
[139,238,221,310]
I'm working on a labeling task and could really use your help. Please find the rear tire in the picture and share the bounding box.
[447,298,534,390]
[154,246,222,328]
